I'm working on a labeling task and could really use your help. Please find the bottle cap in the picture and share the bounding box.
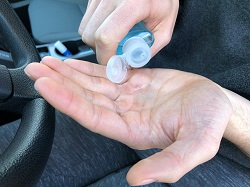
[123,37,151,68]
[54,40,72,56]
[106,55,127,83]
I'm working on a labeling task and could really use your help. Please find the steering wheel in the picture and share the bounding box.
[0,1,55,186]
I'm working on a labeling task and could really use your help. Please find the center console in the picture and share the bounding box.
[0,38,98,68]
[36,38,97,62]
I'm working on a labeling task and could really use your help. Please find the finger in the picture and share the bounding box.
[40,57,121,100]
[81,0,117,48]
[94,2,149,64]
[34,77,130,143]
[86,0,92,8]
[127,139,220,185]
[25,62,87,94]
[146,1,179,57]
[25,61,72,82]
[63,58,106,78]
[25,62,51,81]
[25,62,117,112]
[25,57,120,100]
[149,19,177,57]
[78,0,101,35]
[64,58,144,88]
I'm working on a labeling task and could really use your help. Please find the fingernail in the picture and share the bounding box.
[135,179,156,186]
[24,68,31,77]
[34,83,38,91]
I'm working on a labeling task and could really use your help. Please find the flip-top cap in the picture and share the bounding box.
[123,37,151,68]
[106,55,127,83]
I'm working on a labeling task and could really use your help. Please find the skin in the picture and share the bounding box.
[22,0,250,186]
[24,56,250,186]
[222,89,250,158]
[78,0,179,65]
[24,1,250,185]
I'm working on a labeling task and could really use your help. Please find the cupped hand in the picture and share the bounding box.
[79,0,179,64]
[25,56,232,186]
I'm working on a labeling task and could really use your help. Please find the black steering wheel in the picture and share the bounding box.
[0,1,55,186]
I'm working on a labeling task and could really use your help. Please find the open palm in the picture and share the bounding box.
[25,56,232,185]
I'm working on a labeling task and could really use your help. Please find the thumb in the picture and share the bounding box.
[126,140,219,186]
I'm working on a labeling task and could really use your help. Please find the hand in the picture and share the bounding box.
[78,0,179,64]
[25,56,232,186]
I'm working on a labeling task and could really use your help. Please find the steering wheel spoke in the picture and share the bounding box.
[0,65,12,102]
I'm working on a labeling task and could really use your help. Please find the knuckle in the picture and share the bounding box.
[81,31,90,43]
[158,151,185,183]
[81,31,95,48]
[94,30,112,47]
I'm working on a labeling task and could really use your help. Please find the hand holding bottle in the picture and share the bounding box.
[106,22,154,83]
[78,0,179,65]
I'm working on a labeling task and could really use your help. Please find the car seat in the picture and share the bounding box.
[28,0,88,44]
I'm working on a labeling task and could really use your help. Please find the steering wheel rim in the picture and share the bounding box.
[0,1,55,186]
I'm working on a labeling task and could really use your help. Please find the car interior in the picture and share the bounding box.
[0,0,96,69]
[0,0,96,186]
[1,0,250,186]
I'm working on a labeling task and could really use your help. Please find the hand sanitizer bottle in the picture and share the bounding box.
[106,22,154,83]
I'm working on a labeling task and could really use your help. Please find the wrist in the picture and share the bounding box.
[221,88,250,156]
